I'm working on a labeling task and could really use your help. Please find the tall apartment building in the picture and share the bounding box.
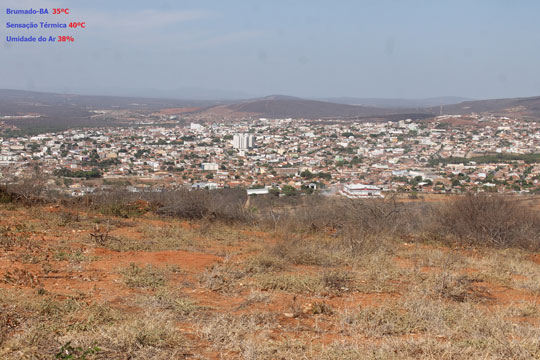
[233,133,254,149]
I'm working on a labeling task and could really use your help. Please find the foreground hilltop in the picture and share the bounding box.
[2,191,540,359]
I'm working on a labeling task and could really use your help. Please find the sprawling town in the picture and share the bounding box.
[1,112,540,198]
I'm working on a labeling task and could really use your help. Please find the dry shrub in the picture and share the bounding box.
[1,165,50,206]
[260,197,417,267]
[428,272,487,303]
[79,187,249,223]
[261,196,420,256]
[199,259,246,293]
[154,188,249,223]
[308,301,335,315]
[434,193,540,249]
[0,186,15,204]
[1,182,47,206]
[269,236,344,267]
[322,270,354,292]
[196,313,275,353]
[155,189,212,219]
[84,190,152,218]
[256,273,326,293]
[138,289,201,318]
[256,271,353,295]
[244,254,289,274]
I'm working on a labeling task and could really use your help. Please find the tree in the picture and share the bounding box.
[7,163,47,202]
[269,187,280,197]
[318,172,332,181]
[281,185,297,196]
[300,170,314,179]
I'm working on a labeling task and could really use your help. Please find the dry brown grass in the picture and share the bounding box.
[2,194,540,359]
[120,263,168,289]
[334,293,540,359]
[0,289,188,359]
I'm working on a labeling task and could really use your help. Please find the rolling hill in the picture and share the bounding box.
[196,95,540,120]
[319,96,472,109]
[0,89,222,110]
[429,96,540,119]
[3,89,540,135]
[195,95,431,120]
[0,89,222,134]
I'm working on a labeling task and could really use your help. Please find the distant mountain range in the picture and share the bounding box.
[1,89,540,134]
[0,89,223,110]
[213,95,540,121]
[43,87,255,101]
[318,96,472,109]
[0,89,223,134]
[194,94,540,121]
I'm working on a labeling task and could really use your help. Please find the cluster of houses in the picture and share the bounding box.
[1,112,540,197]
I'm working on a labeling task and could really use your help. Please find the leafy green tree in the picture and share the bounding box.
[300,170,314,179]
[281,185,297,196]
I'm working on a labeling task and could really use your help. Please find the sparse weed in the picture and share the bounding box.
[199,259,246,293]
[139,288,202,318]
[120,263,167,289]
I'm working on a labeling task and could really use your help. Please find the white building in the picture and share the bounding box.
[190,123,204,132]
[201,162,219,171]
[233,133,254,149]
[247,188,270,196]
[192,182,218,190]
[340,184,383,199]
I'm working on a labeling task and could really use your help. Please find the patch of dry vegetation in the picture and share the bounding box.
[434,193,540,249]
[2,191,540,359]
[0,289,188,359]
[120,263,168,289]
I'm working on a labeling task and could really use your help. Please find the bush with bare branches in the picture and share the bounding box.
[433,193,540,249]
[156,188,249,223]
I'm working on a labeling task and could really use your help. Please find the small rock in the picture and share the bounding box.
[301,303,313,314]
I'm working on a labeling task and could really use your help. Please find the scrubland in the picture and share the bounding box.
[2,188,540,359]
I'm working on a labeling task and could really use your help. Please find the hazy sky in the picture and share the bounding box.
[1,0,540,99]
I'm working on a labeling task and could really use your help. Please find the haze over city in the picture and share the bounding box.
[2,0,540,99]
